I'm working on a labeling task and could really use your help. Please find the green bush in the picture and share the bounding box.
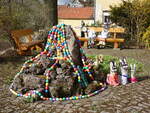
[110,0,150,47]
[142,26,150,49]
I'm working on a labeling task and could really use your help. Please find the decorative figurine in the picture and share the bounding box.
[106,61,119,86]
[94,54,103,66]
[87,29,96,48]
[130,64,138,83]
[119,58,128,85]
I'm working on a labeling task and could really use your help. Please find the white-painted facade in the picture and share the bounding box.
[95,0,123,23]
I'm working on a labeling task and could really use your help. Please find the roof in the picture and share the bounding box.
[58,5,94,19]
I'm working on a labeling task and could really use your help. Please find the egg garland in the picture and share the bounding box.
[9,24,107,101]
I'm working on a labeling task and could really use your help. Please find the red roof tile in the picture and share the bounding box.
[58,5,94,19]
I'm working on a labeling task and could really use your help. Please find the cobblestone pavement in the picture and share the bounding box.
[0,49,150,113]
[0,79,150,113]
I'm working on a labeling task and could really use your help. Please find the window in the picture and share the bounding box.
[103,11,111,24]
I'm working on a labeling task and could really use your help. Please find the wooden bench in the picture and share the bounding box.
[79,27,125,49]
[11,29,44,55]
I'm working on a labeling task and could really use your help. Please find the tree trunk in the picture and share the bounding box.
[43,0,58,45]
[44,0,58,27]
[8,0,12,16]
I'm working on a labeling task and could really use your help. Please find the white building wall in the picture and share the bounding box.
[95,0,103,22]
[95,0,124,23]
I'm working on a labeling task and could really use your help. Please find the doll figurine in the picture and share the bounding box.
[130,64,138,83]
[106,61,119,86]
[119,58,128,85]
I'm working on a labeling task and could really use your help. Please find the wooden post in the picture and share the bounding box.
[114,42,119,48]
[83,41,88,48]
[113,30,118,49]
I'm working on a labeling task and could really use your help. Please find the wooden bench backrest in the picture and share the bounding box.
[11,29,33,47]
[87,27,125,33]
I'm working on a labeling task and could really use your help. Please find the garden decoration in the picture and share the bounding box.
[9,24,107,102]
[119,58,129,85]
[130,64,138,83]
[94,54,103,66]
[87,29,96,49]
[106,61,119,86]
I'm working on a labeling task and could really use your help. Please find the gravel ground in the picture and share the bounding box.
[0,41,150,113]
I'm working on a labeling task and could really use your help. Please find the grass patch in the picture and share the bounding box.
[87,54,144,77]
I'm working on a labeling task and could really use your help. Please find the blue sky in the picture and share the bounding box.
[58,0,69,5]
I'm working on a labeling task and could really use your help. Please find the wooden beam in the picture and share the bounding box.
[87,27,125,33]
[79,37,124,43]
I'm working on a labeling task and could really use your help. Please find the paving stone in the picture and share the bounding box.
[131,106,143,111]
[55,108,62,113]
[72,105,79,109]
[130,101,138,105]
[34,111,40,113]
[87,110,97,113]
[100,111,110,113]
[98,104,107,108]
[27,111,33,113]
[83,104,91,107]
[56,105,64,109]
[141,111,148,113]
[4,109,14,113]
[138,103,149,109]
[74,103,81,106]
[92,101,99,106]
[116,109,122,113]
[123,106,133,112]
[64,104,73,109]
[141,102,150,107]
[78,107,86,112]
[121,99,130,104]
